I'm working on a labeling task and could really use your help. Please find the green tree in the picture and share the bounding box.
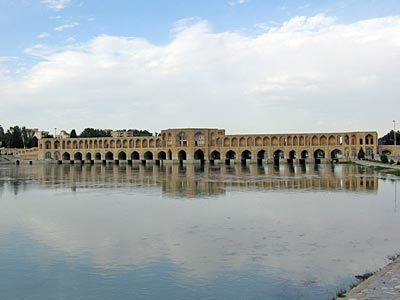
[80,128,112,138]
[0,125,4,147]
[357,147,365,160]
[21,127,38,148]
[5,126,24,148]
[70,129,77,138]
[378,130,400,145]
[381,153,389,163]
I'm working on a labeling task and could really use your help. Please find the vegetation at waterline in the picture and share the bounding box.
[0,125,38,149]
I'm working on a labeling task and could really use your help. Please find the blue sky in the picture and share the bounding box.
[1,0,400,134]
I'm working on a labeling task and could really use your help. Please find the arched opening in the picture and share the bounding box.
[301,150,309,159]
[241,150,252,159]
[54,152,59,160]
[366,147,373,158]
[158,151,166,160]
[45,151,51,159]
[257,150,267,165]
[331,149,343,159]
[74,152,82,161]
[177,132,187,146]
[194,149,205,160]
[131,151,140,160]
[95,152,101,160]
[314,149,325,159]
[210,150,221,160]
[194,132,205,146]
[289,150,297,159]
[178,150,186,161]
[167,150,172,160]
[226,150,236,160]
[257,150,267,159]
[105,152,114,160]
[382,149,391,155]
[144,151,153,160]
[86,152,92,161]
[329,135,336,146]
[118,151,127,160]
[273,150,284,160]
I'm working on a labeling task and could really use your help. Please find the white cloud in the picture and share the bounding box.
[54,22,79,31]
[41,0,71,11]
[37,32,50,39]
[228,0,249,7]
[1,14,400,135]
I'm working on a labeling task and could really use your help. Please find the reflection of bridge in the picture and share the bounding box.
[10,163,377,198]
[38,128,378,165]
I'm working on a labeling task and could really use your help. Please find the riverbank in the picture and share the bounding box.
[351,159,400,175]
[342,256,400,299]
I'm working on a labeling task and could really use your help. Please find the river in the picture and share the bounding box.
[0,163,399,300]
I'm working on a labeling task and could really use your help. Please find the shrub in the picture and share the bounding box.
[390,159,395,164]
[381,154,389,163]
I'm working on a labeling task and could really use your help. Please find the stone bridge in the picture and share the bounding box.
[37,128,378,165]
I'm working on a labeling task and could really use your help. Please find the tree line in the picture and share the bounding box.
[378,130,400,145]
[68,128,152,138]
[0,125,38,149]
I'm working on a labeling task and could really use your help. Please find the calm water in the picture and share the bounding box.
[0,163,399,300]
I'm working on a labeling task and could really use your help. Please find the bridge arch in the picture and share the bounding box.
[86,152,92,161]
[158,151,166,160]
[118,151,127,160]
[242,150,252,159]
[95,152,101,160]
[194,149,205,160]
[255,136,262,146]
[62,152,70,160]
[263,136,270,146]
[210,150,221,160]
[301,150,309,159]
[131,151,140,160]
[224,137,230,147]
[331,149,342,159]
[232,137,238,147]
[257,150,267,159]
[105,151,114,160]
[274,149,284,159]
[299,136,305,146]
[289,150,297,159]
[328,135,336,146]
[311,136,318,146]
[314,149,325,159]
[226,150,236,160]
[74,152,82,161]
[144,151,153,160]
[366,147,373,157]
[178,150,187,161]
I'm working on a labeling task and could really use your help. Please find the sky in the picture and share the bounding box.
[1,0,400,136]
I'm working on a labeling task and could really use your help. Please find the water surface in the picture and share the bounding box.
[0,163,399,300]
